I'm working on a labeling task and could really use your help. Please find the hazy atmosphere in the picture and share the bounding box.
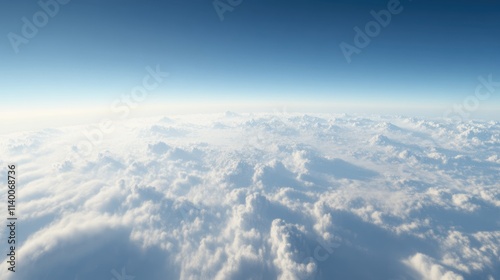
[0,0,499,279]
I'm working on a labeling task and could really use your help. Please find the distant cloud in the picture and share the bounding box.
[1,113,498,279]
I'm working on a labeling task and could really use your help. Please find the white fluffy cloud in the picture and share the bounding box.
[0,113,498,279]
[404,253,464,280]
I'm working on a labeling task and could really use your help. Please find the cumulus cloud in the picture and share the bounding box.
[405,253,464,280]
[0,113,498,279]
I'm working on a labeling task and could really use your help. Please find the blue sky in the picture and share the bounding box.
[1,0,499,117]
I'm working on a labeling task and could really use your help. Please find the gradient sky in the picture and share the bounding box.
[1,0,499,117]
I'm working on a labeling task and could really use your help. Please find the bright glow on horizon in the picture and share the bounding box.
[2,100,498,134]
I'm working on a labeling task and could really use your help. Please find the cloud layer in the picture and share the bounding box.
[0,113,499,279]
